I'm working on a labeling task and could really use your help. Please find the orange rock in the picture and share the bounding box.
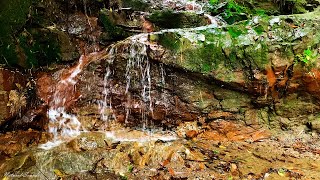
[251,130,271,141]
[208,111,233,119]
[168,167,175,176]
[199,163,205,170]
[162,159,170,166]
[200,131,227,141]
[186,130,198,139]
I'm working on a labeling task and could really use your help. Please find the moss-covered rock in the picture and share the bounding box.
[153,9,320,89]
[147,10,209,29]
[0,0,33,67]
[99,8,134,41]
[0,0,80,68]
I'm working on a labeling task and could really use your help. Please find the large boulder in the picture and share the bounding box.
[70,9,320,130]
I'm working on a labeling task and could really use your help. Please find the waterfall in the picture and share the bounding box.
[125,40,153,130]
[39,52,106,150]
[40,34,174,149]
[99,39,154,130]
[39,55,86,149]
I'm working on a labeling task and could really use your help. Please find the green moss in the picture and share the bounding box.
[158,33,181,52]
[17,28,62,68]
[148,10,180,28]
[148,10,185,29]
[253,25,265,35]
[99,9,130,40]
[243,42,269,69]
[183,42,226,73]
[122,0,149,11]
[227,27,246,38]
[0,0,33,67]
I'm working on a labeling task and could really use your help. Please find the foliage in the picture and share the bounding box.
[209,0,249,17]
[227,27,246,38]
[295,47,318,68]
[128,164,134,173]
[208,0,267,24]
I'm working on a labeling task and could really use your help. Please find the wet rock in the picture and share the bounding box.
[176,122,200,138]
[147,10,209,30]
[0,0,33,67]
[185,130,198,139]
[0,69,27,126]
[99,8,139,41]
[0,130,44,157]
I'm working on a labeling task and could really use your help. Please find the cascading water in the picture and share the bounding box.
[96,35,177,141]
[39,56,86,149]
[39,35,176,149]
[98,46,116,124]
[39,52,106,149]
[124,40,153,130]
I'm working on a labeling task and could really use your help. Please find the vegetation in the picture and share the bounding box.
[209,0,251,24]
[295,47,319,68]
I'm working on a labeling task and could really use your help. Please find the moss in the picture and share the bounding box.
[253,25,265,35]
[227,27,246,38]
[122,0,149,11]
[243,42,269,69]
[17,28,62,68]
[99,9,128,40]
[158,33,181,52]
[0,0,33,67]
[183,42,227,73]
[148,10,183,29]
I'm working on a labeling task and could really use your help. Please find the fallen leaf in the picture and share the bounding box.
[168,167,175,176]
[162,159,170,166]
[199,163,205,170]
[277,168,286,177]
[54,169,65,177]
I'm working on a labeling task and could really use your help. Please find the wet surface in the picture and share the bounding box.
[1,120,319,179]
[1,1,320,180]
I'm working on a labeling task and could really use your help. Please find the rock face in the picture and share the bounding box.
[0,69,27,126]
[65,9,320,131]
[2,1,320,180]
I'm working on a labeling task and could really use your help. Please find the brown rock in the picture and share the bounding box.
[116,114,125,123]
[151,105,166,121]
[200,131,227,141]
[251,130,271,142]
[186,130,198,139]
[0,69,27,126]
[208,110,233,120]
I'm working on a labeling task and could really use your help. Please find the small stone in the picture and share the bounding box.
[230,163,237,173]
[116,114,125,123]
[186,130,198,139]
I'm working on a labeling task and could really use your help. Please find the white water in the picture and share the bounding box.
[98,46,116,123]
[105,129,177,143]
[124,40,153,129]
[39,55,86,150]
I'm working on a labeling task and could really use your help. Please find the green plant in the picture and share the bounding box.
[296,48,317,64]
[209,0,267,24]
[228,27,246,38]
[128,164,134,173]
[295,47,319,71]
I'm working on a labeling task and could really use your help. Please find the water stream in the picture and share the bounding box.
[38,2,224,149]
[40,38,177,149]
[39,52,106,149]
